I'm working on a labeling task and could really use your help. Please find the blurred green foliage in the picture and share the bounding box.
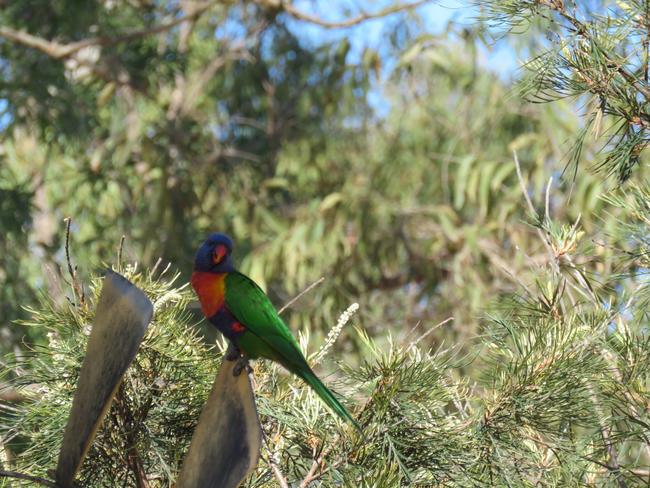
[1,1,639,357]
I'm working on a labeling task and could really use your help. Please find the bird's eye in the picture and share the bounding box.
[212,244,227,264]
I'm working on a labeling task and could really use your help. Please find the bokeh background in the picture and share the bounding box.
[0,0,643,361]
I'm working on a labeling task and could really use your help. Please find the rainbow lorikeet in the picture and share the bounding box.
[191,233,358,428]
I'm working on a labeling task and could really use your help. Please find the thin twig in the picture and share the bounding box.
[411,317,454,346]
[0,470,57,487]
[278,277,325,314]
[478,237,535,296]
[64,217,85,306]
[264,436,289,488]
[64,217,75,282]
[261,426,290,488]
[545,177,553,223]
[299,442,336,488]
[168,40,254,118]
[117,235,126,270]
[150,257,163,277]
[114,384,151,488]
[269,458,290,488]
[514,151,538,218]
[585,381,628,488]
[513,152,559,272]
[281,0,432,29]
[403,320,422,343]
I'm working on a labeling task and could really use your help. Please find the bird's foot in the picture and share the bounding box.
[225,342,252,376]
[233,356,253,377]
[225,342,240,361]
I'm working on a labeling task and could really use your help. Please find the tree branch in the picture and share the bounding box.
[0,2,213,60]
[269,458,290,488]
[63,217,85,307]
[280,0,432,29]
[278,277,325,314]
[0,470,57,487]
[170,41,254,118]
[298,443,335,488]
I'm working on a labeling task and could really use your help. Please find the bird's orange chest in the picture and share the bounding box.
[190,271,227,318]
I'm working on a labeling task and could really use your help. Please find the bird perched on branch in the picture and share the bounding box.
[191,233,359,429]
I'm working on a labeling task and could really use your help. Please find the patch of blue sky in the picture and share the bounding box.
[286,1,520,69]
[0,99,11,132]
[283,1,521,117]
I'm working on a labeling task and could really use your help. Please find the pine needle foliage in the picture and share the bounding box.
[2,187,650,487]
[482,0,650,181]
[0,264,218,486]
[602,181,650,316]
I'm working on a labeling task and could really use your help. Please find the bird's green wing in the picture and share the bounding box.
[224,271,359,429]
[224,271,306,368]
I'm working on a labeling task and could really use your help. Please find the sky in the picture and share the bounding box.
[287,0,521,118]
[284,0,520,74]
[283,0,521,115]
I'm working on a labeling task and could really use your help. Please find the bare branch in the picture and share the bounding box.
[0,470,57,487]
[262,427,290,488]
[63,217,85,307]
[410,317,454,346]
[0,2,213,60]
[269,458,290,488]
[280,0,432,29]
[544,177,553,223]
[0,27,70,58]
[478,237,535,296]
[298,443,335,488]
[278,277,325,314]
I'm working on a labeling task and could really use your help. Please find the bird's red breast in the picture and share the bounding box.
[190,271,227,318]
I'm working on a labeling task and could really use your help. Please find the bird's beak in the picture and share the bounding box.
[212,244,227,264]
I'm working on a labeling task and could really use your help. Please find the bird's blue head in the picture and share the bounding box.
[194,233,234,273]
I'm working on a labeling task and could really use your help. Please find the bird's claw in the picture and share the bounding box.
[225,343,240,361]
[225,342,251,375]
[233,357,252,377]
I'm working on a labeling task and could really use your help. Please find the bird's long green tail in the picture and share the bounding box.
[298,369,361,432]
